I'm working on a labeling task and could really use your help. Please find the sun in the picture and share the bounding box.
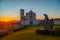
[4,19,9,22]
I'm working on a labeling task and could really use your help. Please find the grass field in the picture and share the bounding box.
[0,25,60,40]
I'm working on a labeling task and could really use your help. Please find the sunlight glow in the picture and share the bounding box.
[4,19,9,22]
[0,17,20,21]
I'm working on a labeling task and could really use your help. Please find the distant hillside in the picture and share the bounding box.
[54,18,60,20]
[54,18,60,25]
[39,18,60,25]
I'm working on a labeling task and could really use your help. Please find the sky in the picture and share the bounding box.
[0,0,60,21]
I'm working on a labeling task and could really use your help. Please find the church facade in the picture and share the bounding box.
[20,9,40,25]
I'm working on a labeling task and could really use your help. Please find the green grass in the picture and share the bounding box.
[0,25,60,40]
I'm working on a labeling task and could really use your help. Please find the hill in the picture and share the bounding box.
[0,25,60,40]
[53,18,60,25]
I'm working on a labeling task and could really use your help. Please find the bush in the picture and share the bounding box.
[35,29,41,34]
[49,30,55,36]
[35,29,49,35]
[35,29,60,36]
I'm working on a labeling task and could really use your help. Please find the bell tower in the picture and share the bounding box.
[20,9,24,20]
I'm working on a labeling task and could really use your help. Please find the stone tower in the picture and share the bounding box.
[20,9,24,20]
[20,9,25,25]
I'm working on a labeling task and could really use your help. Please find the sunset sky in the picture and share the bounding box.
[0,0,60,21]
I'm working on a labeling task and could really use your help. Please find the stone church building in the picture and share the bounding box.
[20,9,40,25]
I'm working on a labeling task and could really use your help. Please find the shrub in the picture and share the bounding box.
[35,29,49,35]
[35,29,60,36]
[35,29,41,34]
[49,30,55,36]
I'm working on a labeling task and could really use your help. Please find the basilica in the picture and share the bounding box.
[20,9,40,25]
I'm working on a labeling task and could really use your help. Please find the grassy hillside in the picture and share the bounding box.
[0,25,60,40]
